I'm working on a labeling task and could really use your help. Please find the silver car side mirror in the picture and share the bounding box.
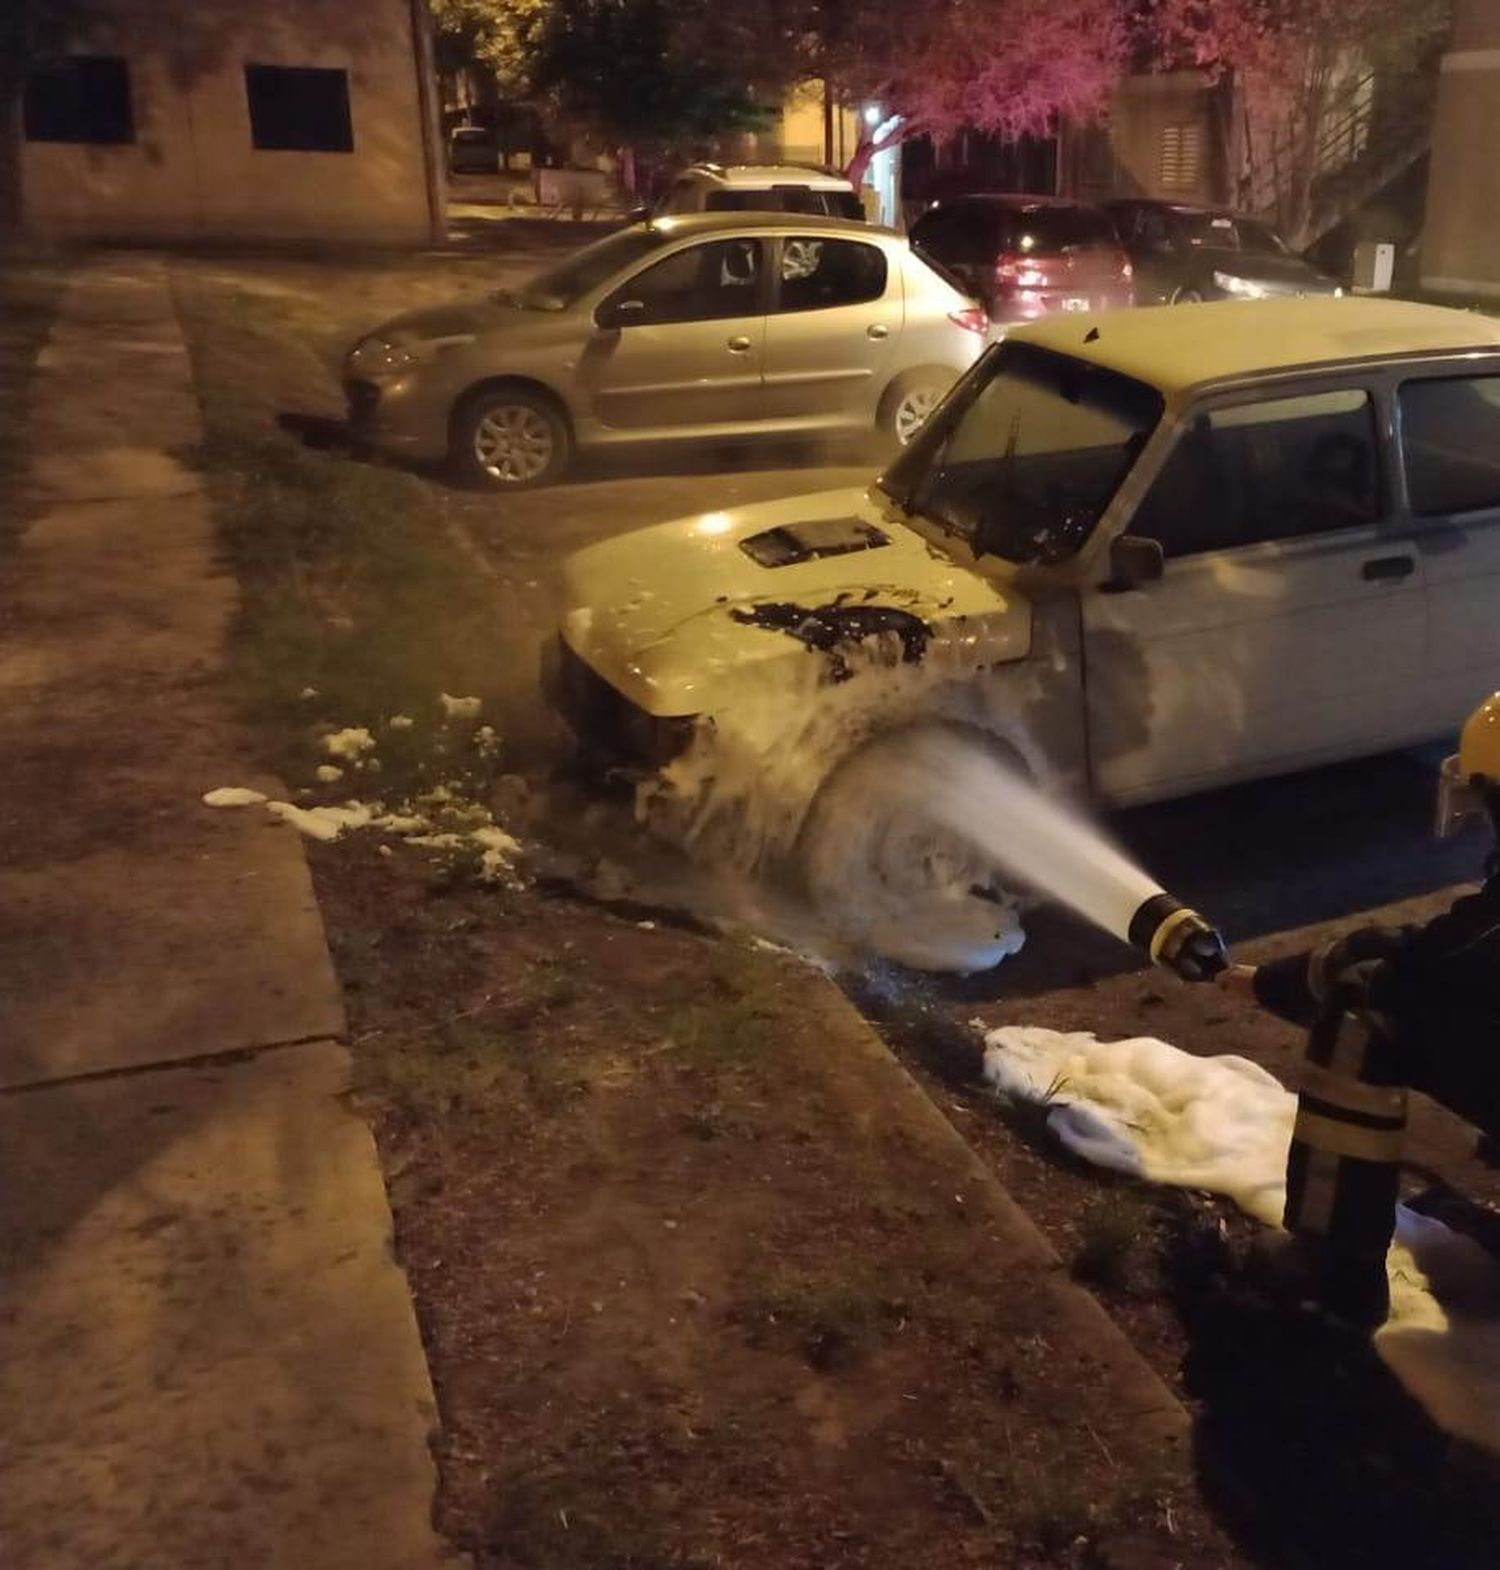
[598,298,647,330]
[1107,533,1165,591]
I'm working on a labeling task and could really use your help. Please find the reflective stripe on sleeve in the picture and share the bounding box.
[1298,1062,1409,1121]
[1292,1107,1407,1164]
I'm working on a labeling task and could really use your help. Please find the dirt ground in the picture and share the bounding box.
[313,837,1256,1570]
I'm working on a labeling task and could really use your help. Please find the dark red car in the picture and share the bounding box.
[909,194,1135,326]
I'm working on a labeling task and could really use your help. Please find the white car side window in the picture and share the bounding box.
[1400,375,1500,517]
[1133,388,1378,558]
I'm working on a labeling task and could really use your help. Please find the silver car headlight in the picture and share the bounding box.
[347,334,476,379]
[1213,271,1268,299]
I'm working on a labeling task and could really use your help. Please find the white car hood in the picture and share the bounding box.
[558,486,1032,716]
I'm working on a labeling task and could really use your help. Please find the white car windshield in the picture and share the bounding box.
[883,342,1163,566]
[507,228,668,310]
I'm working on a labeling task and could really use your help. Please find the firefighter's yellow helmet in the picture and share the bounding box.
[1438,692,1500,835]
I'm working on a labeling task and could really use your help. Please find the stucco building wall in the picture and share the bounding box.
[21,0,442,244]
[1421,0,1500,295]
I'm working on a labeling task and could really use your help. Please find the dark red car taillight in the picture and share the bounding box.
[994,250,1052,294]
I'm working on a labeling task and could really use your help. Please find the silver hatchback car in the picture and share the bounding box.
[345,214,989,489]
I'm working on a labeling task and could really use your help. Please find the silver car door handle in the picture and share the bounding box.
[1362,554,1415,582]
[726,335,752,353]
[867,323,890,339]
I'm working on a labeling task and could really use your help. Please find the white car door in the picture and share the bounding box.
[1082,386,1429,805]
[1398,370,1500,731]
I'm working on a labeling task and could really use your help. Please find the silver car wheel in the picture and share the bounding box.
[473,404,556,483]
[893,385,941,445]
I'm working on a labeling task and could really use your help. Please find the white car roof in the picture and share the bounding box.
[690,163,854,191]
[1012,297,1500,399]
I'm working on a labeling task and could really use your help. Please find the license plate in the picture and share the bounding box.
[1061,296,1090,312]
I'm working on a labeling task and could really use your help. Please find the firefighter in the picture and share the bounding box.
[1217,692,1500,1327]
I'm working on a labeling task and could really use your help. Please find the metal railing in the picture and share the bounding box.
[1240,65,1437,246]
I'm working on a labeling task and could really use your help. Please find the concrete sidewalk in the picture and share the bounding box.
[0,257,454,1566]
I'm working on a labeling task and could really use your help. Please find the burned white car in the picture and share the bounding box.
[546,298,1500,963]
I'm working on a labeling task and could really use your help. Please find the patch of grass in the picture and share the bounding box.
[171,272,511,798]
[0,252,67,547]
[733,1262,905,1371]
[677,1099,759,1142]
[356,968,592,1127]
[479,1461,679,1570]
[1005,1462,1102,1559]
[1070,1186,1159,1295]
[850,976,986,1090]
[361,1016,587,1125]
[662,948,784,1068]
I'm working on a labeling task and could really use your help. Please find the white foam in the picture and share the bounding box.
[202,786,267,808]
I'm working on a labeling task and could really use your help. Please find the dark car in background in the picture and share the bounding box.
[449,126,500,176]
[1107,200,1342,304]
[908,194,1134,327]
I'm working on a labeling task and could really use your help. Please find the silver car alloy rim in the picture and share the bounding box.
[473,404,555,482]
[894,386,940,445]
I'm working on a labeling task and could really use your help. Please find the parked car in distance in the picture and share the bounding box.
[653,164,865,220]
[548,295,1500,831]
[1107,199,1342,303]
[448,126,499,176]
[908,194,1134,326]
[345,213,988,489]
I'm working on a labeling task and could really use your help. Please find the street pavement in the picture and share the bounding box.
[0,258,455,1568]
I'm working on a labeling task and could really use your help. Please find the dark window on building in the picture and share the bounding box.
[1400,376,1500,517]
[24,56,134,145]
[245,64,353,153]
[1133,389,1379,558]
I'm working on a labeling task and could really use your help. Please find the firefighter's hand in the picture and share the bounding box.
[1216,963,1258,998]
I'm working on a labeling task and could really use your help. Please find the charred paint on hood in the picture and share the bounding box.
[728,598,934,682]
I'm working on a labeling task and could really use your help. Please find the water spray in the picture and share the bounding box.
[793,724,1231,978]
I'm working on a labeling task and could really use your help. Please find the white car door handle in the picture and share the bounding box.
[1363,554,1415,582]
[726,335,752,353]
[867,323,890,340]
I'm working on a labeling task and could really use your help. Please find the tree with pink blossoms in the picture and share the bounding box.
[810,0,1133,187]
[1146,0,1450,243]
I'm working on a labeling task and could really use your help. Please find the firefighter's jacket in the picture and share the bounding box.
[1253,874,1500,1139]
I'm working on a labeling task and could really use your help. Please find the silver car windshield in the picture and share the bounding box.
[882,342,1163,566]
[507,228,669,311]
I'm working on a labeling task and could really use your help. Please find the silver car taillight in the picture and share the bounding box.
[948,305,989,335]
